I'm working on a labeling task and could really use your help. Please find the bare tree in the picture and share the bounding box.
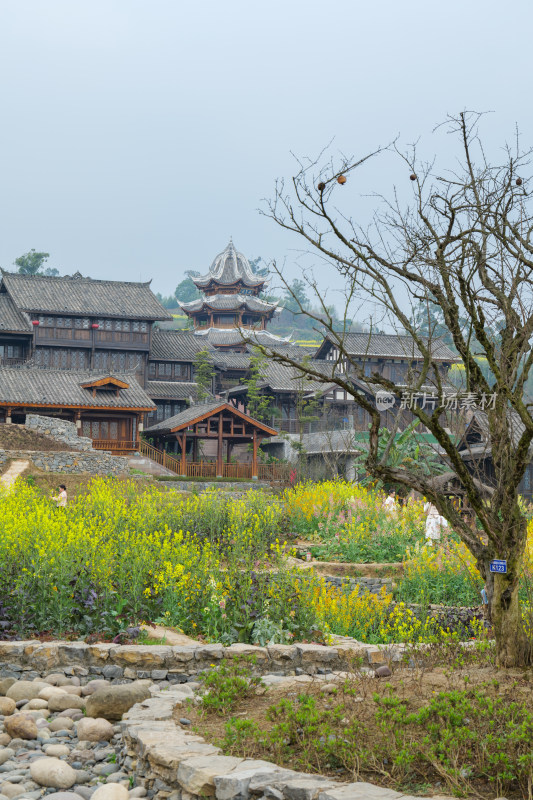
[258,112,533,667]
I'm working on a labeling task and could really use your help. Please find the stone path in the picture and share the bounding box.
[0,459,29,489]
[139,624,199,646]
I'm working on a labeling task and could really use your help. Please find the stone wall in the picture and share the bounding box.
[25,414,93,451]
[0,640,397,686]
[0,640,457,800]
[324,575,392,595]
[0,449,129,476]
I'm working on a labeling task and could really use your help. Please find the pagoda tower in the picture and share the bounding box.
[180,240,290,350]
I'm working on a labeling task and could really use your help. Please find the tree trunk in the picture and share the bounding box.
[490,553,530,667]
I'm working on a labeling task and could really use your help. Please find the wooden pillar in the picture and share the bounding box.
[252,429,258,480]
[192,437,198,462]
[75,410,82,436]
[180,431,187,476]
[216,413,223,477]
[5,407,12,425]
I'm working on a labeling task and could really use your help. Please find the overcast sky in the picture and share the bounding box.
[0,0,531,303]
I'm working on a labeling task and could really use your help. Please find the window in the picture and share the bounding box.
[133,322,140,332]
[140,322,148,333]
[63,318,72,328]
[149,363,156,377]
[364,362,373,377]
[56,317,63,327]
[114,320,122,331]
[105,320,112,331]
[122,320,130,332]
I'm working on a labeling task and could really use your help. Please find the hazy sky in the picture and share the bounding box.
[0,0,531,302]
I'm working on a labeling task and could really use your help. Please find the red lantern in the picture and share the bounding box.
[32,320,39,326]
[91,323,99,329]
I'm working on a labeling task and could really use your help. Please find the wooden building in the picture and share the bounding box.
[0,271,215,446]
[145,401,278,479]
[0,367,155,452]
[458,409,533,501]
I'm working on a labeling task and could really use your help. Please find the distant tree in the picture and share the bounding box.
[283,279,310,313]
[175,270,201,303]
[156,293,178,309]
[14,249,58,276]
[249,256,269,278]
[193,349,215,402]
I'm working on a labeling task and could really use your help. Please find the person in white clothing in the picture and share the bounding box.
[424,501,448,545]
[52,484,68,508]
[383,490,398,513]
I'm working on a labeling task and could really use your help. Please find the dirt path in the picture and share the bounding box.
[1,459,30,489]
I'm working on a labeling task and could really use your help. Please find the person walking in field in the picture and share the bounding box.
[424,500,448,545]
[382,490,398,516]
[52,484,67,508]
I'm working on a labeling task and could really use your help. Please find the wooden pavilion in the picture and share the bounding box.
[144,401,278,479]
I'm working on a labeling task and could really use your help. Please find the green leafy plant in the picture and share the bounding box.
[199,659,263,716]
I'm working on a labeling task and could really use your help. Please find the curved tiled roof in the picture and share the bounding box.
[146,381,213,401]
[194,327,291,348]
[0,293,32,333]
[150,330,213,361]
[0,367,154,409]
[227,359,334,394]
[315,332,458,362]
[1,272,172,321]
[181,294,278,315]
[193,240,265,289]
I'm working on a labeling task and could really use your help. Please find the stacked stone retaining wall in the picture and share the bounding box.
[25,414,94,451]
[0,640,397,685]
[0,449,129,476]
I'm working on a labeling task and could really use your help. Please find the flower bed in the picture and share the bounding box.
[0,478,518,646]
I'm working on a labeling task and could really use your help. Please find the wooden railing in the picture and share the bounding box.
[138,439,182,473]
[92,440,140,455]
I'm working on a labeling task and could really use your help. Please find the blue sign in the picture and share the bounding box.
[489,559,507,574]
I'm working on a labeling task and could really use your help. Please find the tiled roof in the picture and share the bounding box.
[194,328,291,347]
[461,408,531,455]
[150,330,212,361]
[145,401,225,432]
[316,332,458,362]
[146,381,213,401]
[1,272,172,321]
[181,294,277,314]
[145,400,278,436]
[0,293,32,333]
[228,359,334,394]
[0,367,155,409]
[194,241,265,289]
[213,351,251,370]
